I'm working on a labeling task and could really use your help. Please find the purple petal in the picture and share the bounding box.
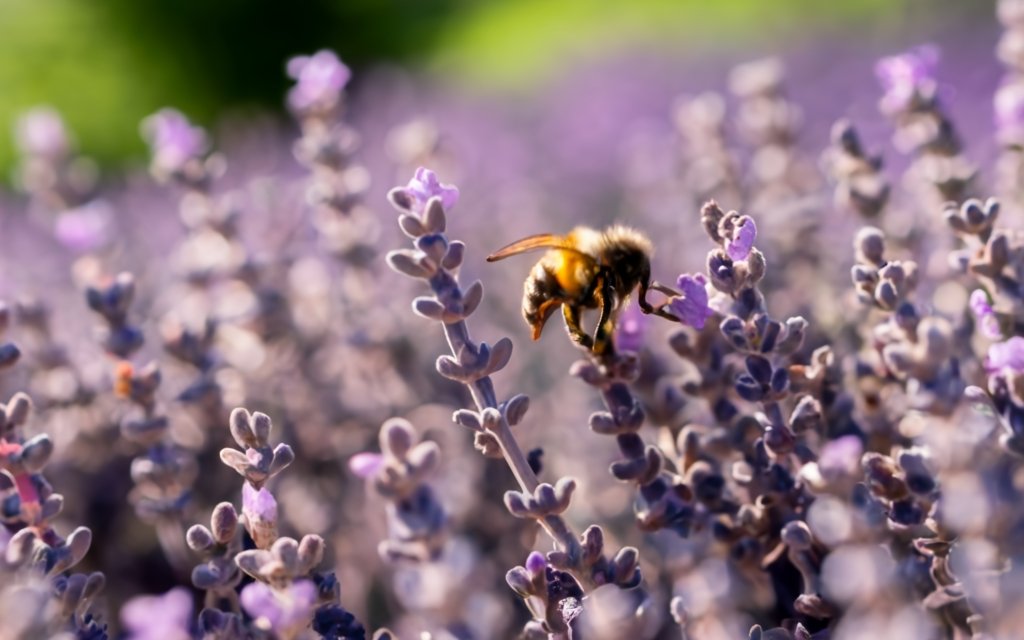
[987,337,1024,376]
[241,580,317,634]
[242,482,278,523]
[669,273,714,330]
[286,50,350,113]
[121,587,193,640]
[401,167,460,214]
[726,217,757,261]
[875,45,939,113]
[54,200,113,253]
[348,452,385,479]
[141,108,207,174]
[818,436,863,478]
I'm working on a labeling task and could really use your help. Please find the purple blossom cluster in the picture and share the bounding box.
[1,7,1024,640]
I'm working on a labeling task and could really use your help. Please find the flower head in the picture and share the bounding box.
[55,200,113,254]
[15,107,69,158]
[241,580,317,635]
[140,109,207,177]
[875,45,939,114]
[401,167,460,214]
[525,550,548,576]
[969,290,1002,340]
[725,217,757,261]
[121,587,192,640]
[614,298,648,353]
[668,274,714,330]
[986,337,1024,377]
[286,50,351,114]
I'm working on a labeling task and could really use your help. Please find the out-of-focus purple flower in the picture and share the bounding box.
[121,587,192,640]
[875,45,939,114]
[668,274,714,330]
[348,452,385,479]
[399,167,460,214]
[241,580,317,635]
[986,337,1024,377]
[969,290,1002,340]
[995,81,1024,145]
[15,107,69,158]
[818,435,863,479]
[140,108,207,176]
[242,482,278,549]
[54,200,113,254]
[286,50,351,114]
[614,298,648,353]
[725,217,757,261]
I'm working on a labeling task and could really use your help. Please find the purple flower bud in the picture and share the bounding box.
[286,50,351,114]
[15,107,69,158]
[121,587,193,640]
[240,580,317,635]
[242,482,278,549]
[986,337,1024,377]
[141,109,207,176]
[402,167,460,214]
[725,217,757,261]
[525,550,548,576]
[348,452,385,480]
[969,290,1002,340]
[54,200,113,254]
[668,274,714,330]
[614,298,648,353]
[875,45,939,114]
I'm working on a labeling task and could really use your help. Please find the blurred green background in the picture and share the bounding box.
[0,0,977,173]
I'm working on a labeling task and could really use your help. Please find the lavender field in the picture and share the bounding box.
[0,2,1021,639]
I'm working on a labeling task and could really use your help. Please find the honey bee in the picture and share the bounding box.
[486,225,657,355]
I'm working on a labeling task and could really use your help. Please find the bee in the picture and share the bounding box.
[486,225,657,355]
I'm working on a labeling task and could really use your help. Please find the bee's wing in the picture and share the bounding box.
[486,233,590,262]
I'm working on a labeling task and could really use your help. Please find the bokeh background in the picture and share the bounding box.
[0,0,988,172]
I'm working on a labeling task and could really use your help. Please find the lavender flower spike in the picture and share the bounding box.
[286,50,351,114]
[875,44,940,113]
[140,108,208,177]
[667,273,714,329]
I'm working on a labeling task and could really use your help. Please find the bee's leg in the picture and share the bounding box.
[562,304,593,350]
[592,277,616,356]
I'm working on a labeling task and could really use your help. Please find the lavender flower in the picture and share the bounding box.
[395,167,460,214]
[667,273,714,329]
[724,216,757,261]
[121,587,193,640]
[240,579,317,636]
[286,50,351,114]
[970,289,1003,340]
[347,452,385,479]
[986,336,1024,376]
[140,108,208,178]
[875,45,939,113]
[241,482,279,549]
[14,107,69,158]
[54,200,113,253]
